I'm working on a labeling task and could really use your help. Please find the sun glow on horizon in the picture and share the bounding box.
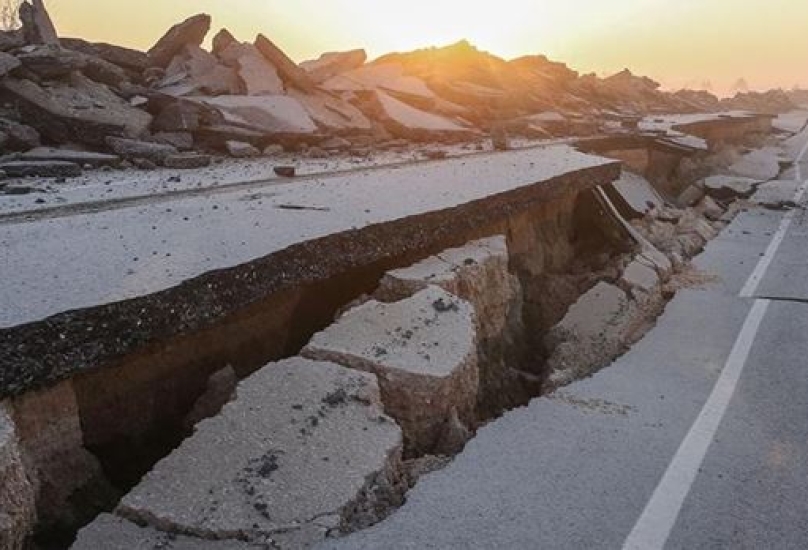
[50,0,808,94]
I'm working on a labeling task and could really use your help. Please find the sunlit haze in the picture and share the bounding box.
[40,0,808,95]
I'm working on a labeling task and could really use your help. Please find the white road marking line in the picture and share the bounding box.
[623,299,771,550]
[624,132,808,549]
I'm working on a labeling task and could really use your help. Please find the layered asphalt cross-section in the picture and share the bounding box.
[0,145,619,400]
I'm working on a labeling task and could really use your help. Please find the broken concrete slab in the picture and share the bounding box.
[254,34,316,93]
[19,0,58,46]
[609,170,665,218]
[196,95,318,136]
[0,405,35,550]
[148,13,211,68]
[218,42,284,96]
[20,147,120,167]
[0,160,81,178]
[728,147,782,181]
[301,49,367,84]
[159,44,242,96]
[0,75,152,146]
[106,137,177,164]
[703,175,759,199]
[364,90,474,141]
[118,358,403,544]
[545,282,634,388]
[72,514,262,549]
[303,286,479,454]
[374,236,524,416]
[751,179,801,208]
[288,89,373,134]
[322,63,436,102]
[376,236,517,341]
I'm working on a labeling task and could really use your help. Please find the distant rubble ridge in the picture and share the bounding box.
[0,4,803,180]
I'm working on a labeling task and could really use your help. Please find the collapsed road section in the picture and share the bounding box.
[1,111,787,548]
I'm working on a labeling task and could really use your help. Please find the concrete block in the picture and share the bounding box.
[304,286,478,454]
[376,236,518,340]
[118,358,403,545]
[621,260,660,293]
[545,282,634,387]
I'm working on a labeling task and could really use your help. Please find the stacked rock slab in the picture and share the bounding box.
[0,406,35,550]
[304,286,478,455]
[374,236,525,413]
[115,358,403,548]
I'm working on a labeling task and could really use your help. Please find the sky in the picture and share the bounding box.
[46,0,808,95]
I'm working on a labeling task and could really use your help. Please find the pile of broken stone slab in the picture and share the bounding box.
[0,2,802,180]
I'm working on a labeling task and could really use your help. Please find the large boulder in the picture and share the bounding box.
[117,358,404,546]
[254,34,316,92]
[19,0,59,46]
[300,49,367,84]
[158,44,241,96]
[147,13,211,68]
[0,75,152,146]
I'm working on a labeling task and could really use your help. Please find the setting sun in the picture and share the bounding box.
[48,0,808,93]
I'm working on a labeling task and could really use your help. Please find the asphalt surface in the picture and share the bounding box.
[321,129,808,549]
[0,145,612,327]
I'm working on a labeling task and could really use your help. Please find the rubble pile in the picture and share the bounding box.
[0,4,798,180]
